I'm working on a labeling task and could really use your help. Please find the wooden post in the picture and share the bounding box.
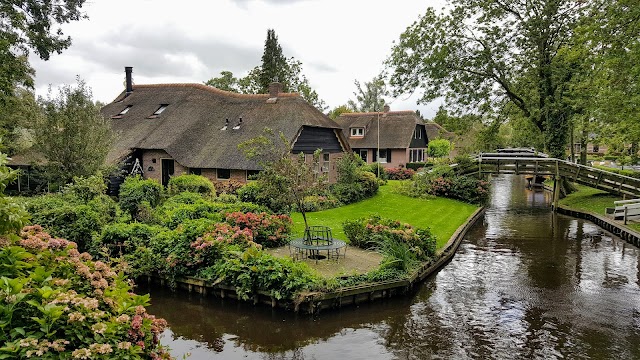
[552,177,559,211]
[624,206,628,225]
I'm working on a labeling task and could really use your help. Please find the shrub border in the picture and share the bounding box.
[140,207,486,314]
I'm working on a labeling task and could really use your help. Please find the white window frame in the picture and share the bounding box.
[350,127,364,137]
[410,149,425,163]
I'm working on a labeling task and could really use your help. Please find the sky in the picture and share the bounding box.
[30,0,446,118]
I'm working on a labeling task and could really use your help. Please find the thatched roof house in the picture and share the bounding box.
[102,68,349,186]
[334,106,449,167]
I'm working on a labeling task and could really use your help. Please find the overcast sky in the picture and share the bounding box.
[30,0,446,117]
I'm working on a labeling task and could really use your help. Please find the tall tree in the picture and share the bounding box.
[259,29,289,92]
[347,75,388,112]
[35,78,112,185]
[0,0,88,103]
[386,1,589,158]
[0,88,41,155]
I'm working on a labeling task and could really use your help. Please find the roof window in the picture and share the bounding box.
[220,118,229,131]
[154,104,168,115]
[111,105,132,119]
[232,117,243,130]
[350,127,365,137]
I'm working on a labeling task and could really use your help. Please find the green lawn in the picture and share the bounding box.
[291,181,479,249]
[559,184,640,232]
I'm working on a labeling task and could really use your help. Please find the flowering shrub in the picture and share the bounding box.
[189,223,259,269]
[214,180,244,195]
[342,215,436,261]
[384,167,416,180]
[225,212,292,247]
[401,165,490,204]
[0,225,172,359]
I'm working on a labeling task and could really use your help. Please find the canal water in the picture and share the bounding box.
[142,174,640,359]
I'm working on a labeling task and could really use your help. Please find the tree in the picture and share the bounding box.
[0,88,41,155]
[239,128,327,231]
[259,29,289,92]
[347,75,388,112]
[0,0,88,103]
[34,78,112,185]
[427,138,452,158]
[386,1,590,158]
[327,104,353,120]
[204,30,327,111]
[432,106,481,135]
[0,148,29,235]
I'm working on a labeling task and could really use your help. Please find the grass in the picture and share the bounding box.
[290,181,479,249]
[559,184,640,232]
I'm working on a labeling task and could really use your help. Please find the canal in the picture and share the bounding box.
[142,174,640,359]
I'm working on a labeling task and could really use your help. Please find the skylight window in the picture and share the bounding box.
[154,104,168,115]
[119,105,132,115]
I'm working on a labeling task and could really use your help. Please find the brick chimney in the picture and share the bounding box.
[268,82,283,97]
[125,66,133,95]
[383,104,390,113]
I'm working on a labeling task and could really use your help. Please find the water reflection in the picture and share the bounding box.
[146,175,640,359]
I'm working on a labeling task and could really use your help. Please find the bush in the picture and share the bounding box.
[403,166,490,204]
[60,174,107,202]
[167,174,216,196]
[225,212,292,247]
[299,195,340,212]
[406,162,434,171]
[385,167,415,180]
[236,181,289,213]
[0,225,172,359]
[362,163,389,180]
[215,180,244,195]
[332,170,380,205]
[118,175,164,219]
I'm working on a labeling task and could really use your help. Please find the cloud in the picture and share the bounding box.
[230,0,311,6]
[308,61,337,73]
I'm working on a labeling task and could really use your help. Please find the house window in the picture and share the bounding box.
[378,149,388,163]
[154,104,168,115]
[190,168,202,175]
[593,144,600,153]
[246,170,260,180]
[350,128,364,137]
[413,128,422,139]
[217,168,231,180]
[119,106,132,115]
[321,153,330,175]
[409,149,425,163]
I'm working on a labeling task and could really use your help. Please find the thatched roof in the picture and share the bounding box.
[101,84,345,170]
[334,111,424,148]
[424,121,454,141]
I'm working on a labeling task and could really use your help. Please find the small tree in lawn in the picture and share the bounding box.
[239,128,326,233]
[428,138,452,159]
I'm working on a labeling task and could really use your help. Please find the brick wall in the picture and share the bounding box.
[141,149,187,184]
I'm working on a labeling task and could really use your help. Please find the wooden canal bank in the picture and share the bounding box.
[557,205,640,247]
[139,207,486,314]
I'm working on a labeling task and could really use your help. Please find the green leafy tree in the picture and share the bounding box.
[0,149,29,235]
[0,88,41,155]
[204,71,240,92]
[386,1,590,158]
[34,78,112,185]
[427,138,452,158]
[347,75,388,112]
[239,128,326,231]
[0,0,88,103]
[432,106,481,135]
[328,104,353,120]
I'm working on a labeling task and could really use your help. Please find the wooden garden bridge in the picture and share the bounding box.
[453,149,640,209]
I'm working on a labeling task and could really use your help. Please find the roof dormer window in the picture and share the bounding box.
[350,127,364,137]
[111,105,132,119]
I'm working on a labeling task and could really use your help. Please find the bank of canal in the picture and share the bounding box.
[142,174,640,359]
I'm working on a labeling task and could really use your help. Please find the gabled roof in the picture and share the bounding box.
[424,121,454,141]
[101,83,345,170]
[334,111,424,149]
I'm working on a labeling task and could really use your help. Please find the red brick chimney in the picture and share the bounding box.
[269,82,283,97]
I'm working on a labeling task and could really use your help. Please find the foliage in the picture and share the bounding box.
[0,151,29,235]
[298,195,341,213]
[402,165,490,204]
[34,78,112,186]
[384,168,415,180]
[167,174,215,196]
[331,152,380,204]
[386,1,591,158]
[118,175,164,220]
[0,88,41,155]
[592,165,640,179]
[214,179,244,195]
[427,138,452,158]
[0,0,88,102]
[0,225,172,359]
[347,75,388,112]
[210,247,319,301]
[259,29,289,93]
[362,162,389,180]
[405,162,433,171]
[342,215,436,262]
[60,174,107,202]
[239,128,327,230]
[225,212,292,248]
[327,104,353,120]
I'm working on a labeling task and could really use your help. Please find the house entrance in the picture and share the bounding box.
[359,149,368,163]
[161,159,175,186]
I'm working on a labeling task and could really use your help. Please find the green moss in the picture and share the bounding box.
[291,180,478,249]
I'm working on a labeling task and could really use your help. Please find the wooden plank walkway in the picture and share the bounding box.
[454,154,640,197]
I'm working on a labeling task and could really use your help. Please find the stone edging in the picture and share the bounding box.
[556,205,640,247]
[140,207,487,314]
